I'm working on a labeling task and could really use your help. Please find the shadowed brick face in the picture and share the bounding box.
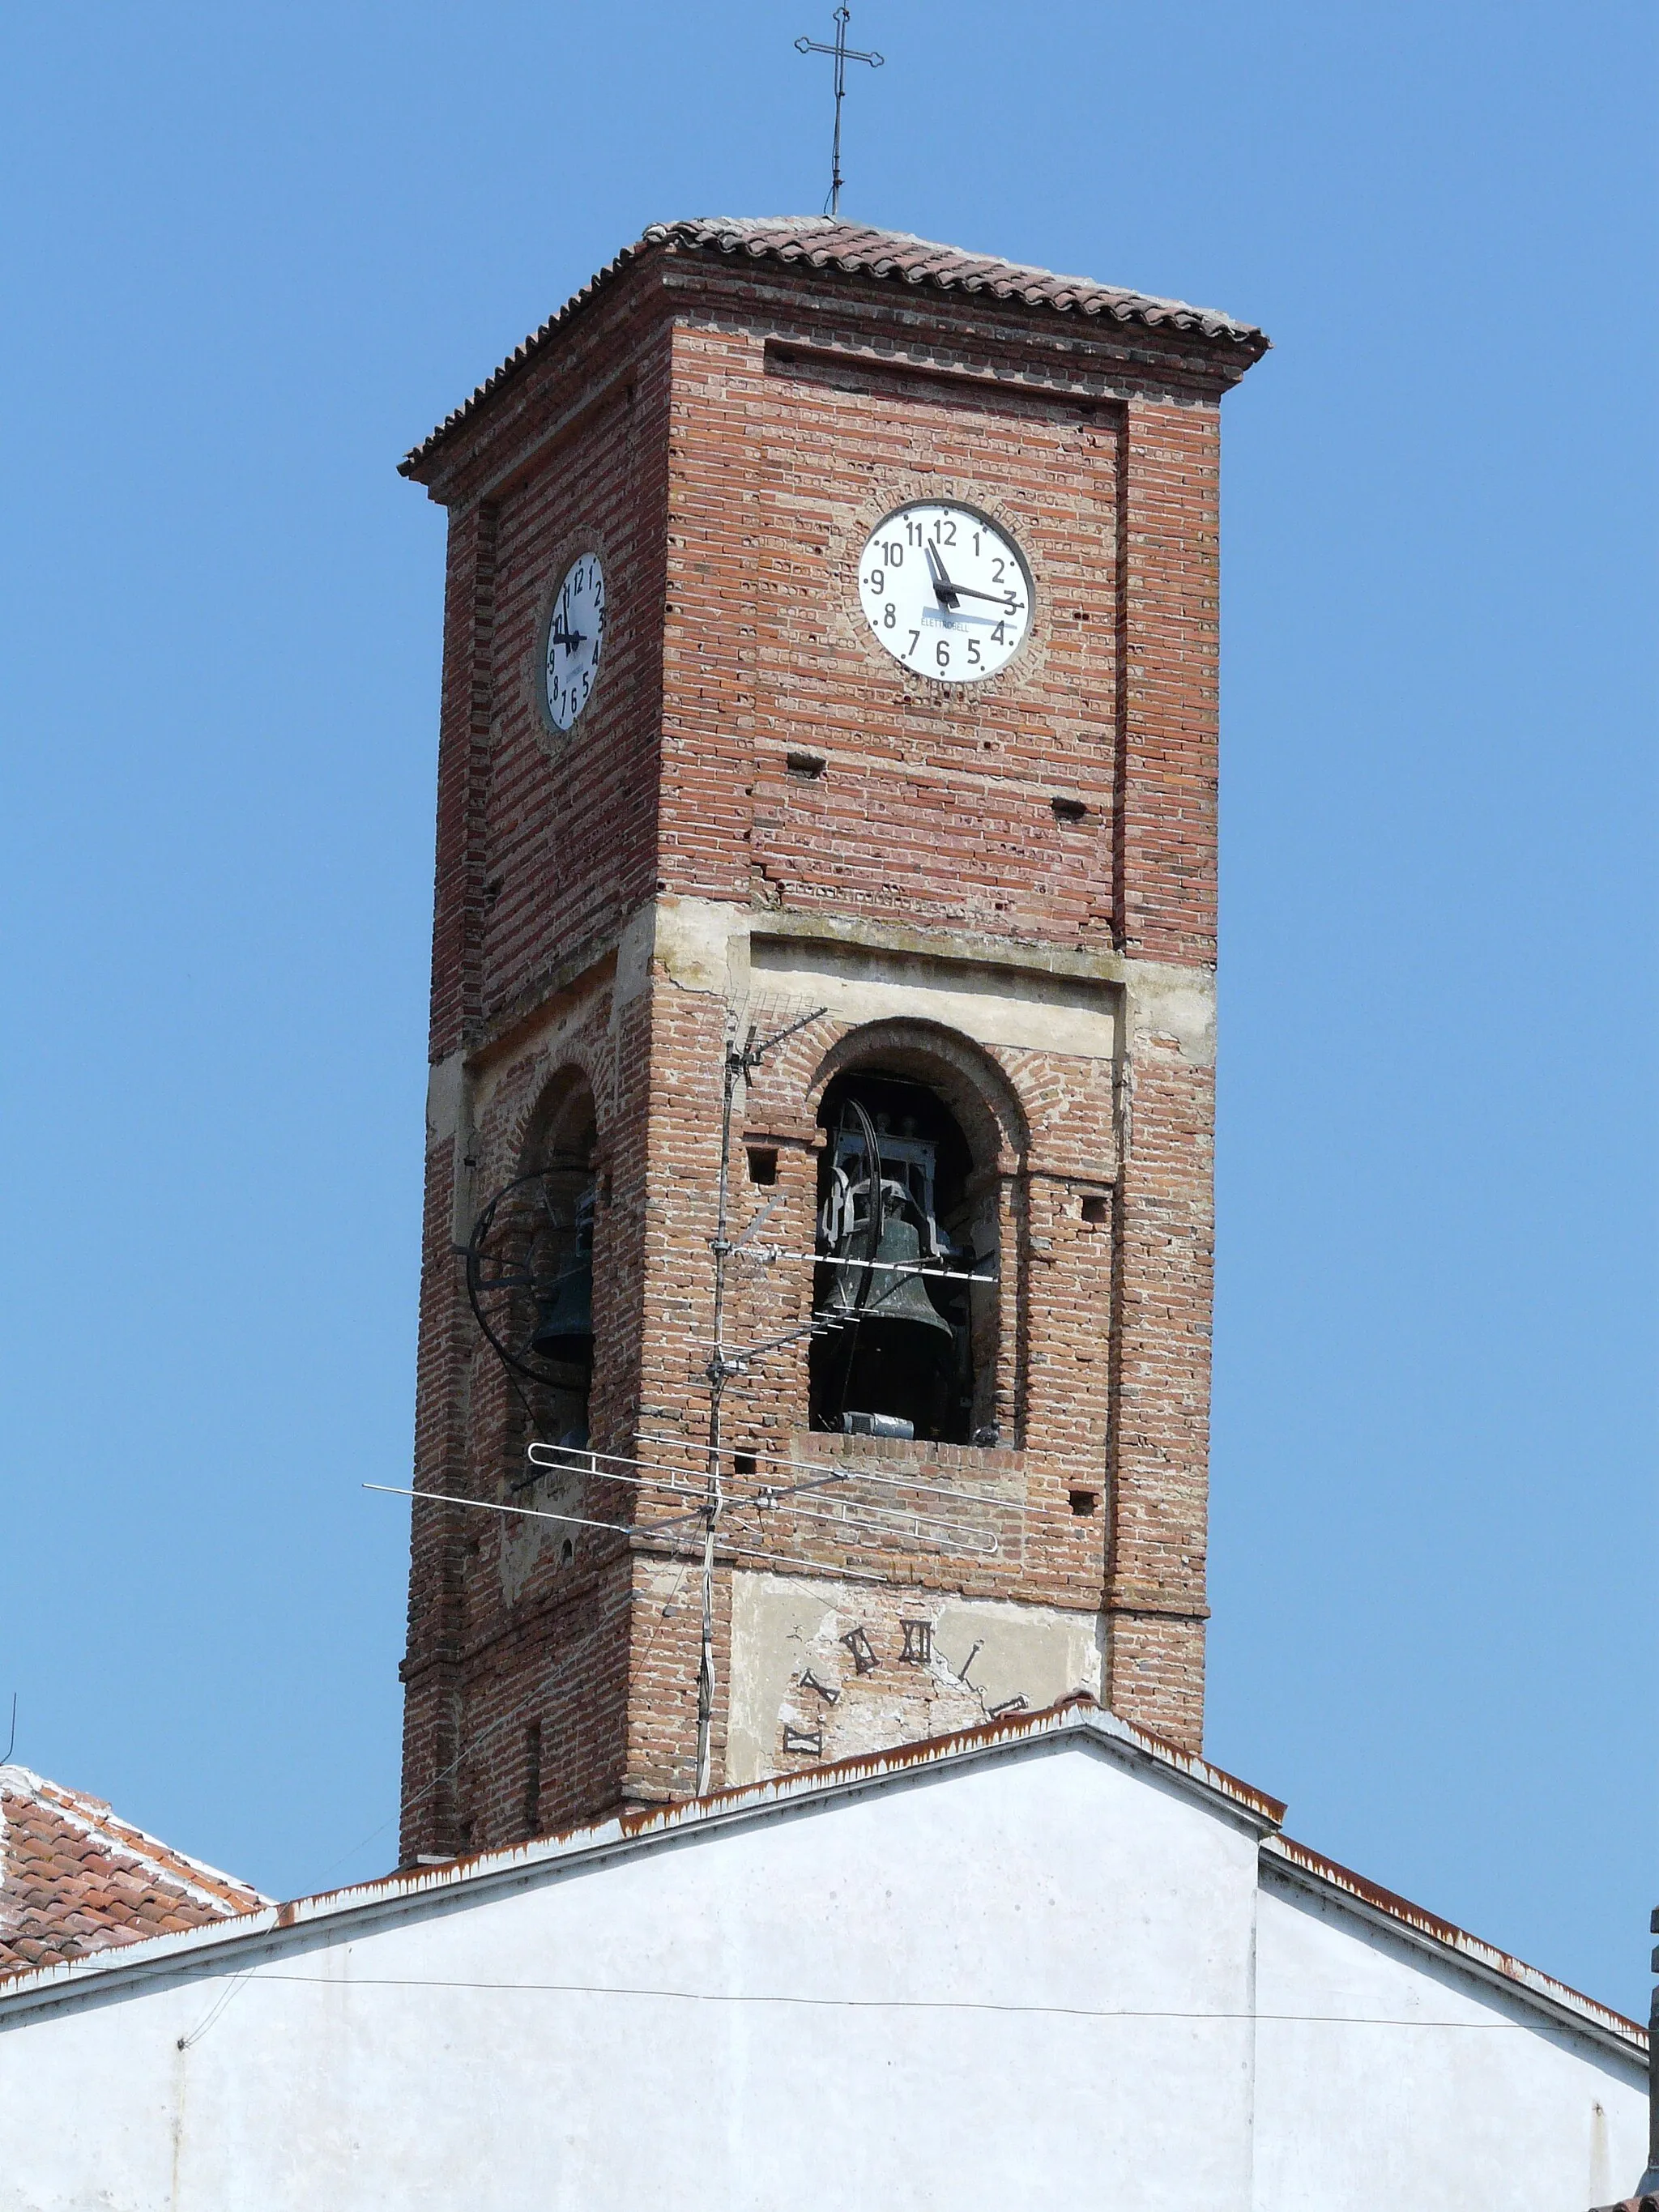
[396,222,1265,1863]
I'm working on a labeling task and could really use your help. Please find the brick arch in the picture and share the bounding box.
[510,1059,601,1178]
[804,1016,1027,1447]
[804,1018,1030,1174]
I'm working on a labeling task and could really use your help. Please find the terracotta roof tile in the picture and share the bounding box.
[402,215,1269,476]
[0,1764,267,1979]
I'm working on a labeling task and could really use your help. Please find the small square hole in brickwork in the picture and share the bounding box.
[1069,1489,1100,1516]
[733,1452,758,1478]
[1081,1195,1108,1225]
[747,1147,778,1186]
[786,751,826,780]
[1051,795,1089,825]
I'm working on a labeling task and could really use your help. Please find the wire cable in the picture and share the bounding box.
[163,1969,1545,2031]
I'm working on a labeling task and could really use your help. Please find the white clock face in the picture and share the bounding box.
[544,552,606,732]
[857,502,1032,682]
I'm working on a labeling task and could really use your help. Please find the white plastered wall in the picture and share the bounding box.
[0,1733,1643,2212]
[1252,1865,1645,2211]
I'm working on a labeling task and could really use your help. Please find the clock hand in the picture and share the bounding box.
[930,543,962,595]
[548,628,586,650]
[923,541,959,608]
[945,585,1019,609]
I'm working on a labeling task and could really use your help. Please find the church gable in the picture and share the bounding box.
[0,1709,1641,2211]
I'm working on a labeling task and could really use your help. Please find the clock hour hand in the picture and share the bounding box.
[548,627,585,650]
[923,541,959,609]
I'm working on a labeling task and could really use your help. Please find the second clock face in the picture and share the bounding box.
[544,552,606,733]
[858,501,1032,682]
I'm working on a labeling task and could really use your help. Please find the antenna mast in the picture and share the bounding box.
[795,6,883,217]
[696,1007,825,1794]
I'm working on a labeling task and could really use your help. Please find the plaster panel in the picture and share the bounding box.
[727,1571,1103,1788]
[752,932,1119,1059]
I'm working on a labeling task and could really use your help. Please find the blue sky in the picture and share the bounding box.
[2,1,1653,2011]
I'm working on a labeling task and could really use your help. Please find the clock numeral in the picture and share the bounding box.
[899,1620,932,1664]
[883,603,897,629]
[906,630,921,655]
[933,517,957,546]
[868,569,884,594]
[840,1626,878,1676]
[992,622,1006,646]
[967,640,982,668]
[881,541,903,566]
[935,640,951,671]
[783,1725,824,1757]
[991,558,1006,583]
[800,1669,840,1706]
[905,517,924,547]
[987,1694,1028,1720]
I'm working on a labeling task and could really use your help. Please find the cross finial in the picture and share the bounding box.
[795,6,883,218]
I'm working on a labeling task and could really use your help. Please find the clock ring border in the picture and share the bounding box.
[531,531,612,755]
[858,495,1037,689]
[832,477,1048,699]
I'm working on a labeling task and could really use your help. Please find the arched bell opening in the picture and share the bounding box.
[466,1070,599,1468]
[520,1075,598,1456]
[808,1068,995,1445]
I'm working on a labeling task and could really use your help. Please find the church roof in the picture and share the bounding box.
[0,1763,267,1977]
[0,1702,1642,2066]
[400,216,1269,478]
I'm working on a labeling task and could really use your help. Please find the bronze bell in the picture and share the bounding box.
[529,1257,593,1366]
[825,1211,954,1342]
[852,1213,955,1341]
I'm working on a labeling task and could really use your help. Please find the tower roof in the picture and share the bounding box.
[401,215,1269,478]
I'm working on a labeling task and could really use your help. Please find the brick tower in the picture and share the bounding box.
[395,218,1267,1862]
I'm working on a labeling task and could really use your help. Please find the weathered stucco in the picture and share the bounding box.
[727,1571,1104,1786]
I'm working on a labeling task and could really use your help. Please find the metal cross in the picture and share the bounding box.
[795,6,883,217]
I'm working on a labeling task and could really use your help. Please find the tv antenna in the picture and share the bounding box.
[795,6,883,217]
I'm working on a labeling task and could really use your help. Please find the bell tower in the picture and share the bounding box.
[396,218,1267,1862]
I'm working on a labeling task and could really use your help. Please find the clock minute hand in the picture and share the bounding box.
[548,627,585,650]
[945,584,1017,609]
